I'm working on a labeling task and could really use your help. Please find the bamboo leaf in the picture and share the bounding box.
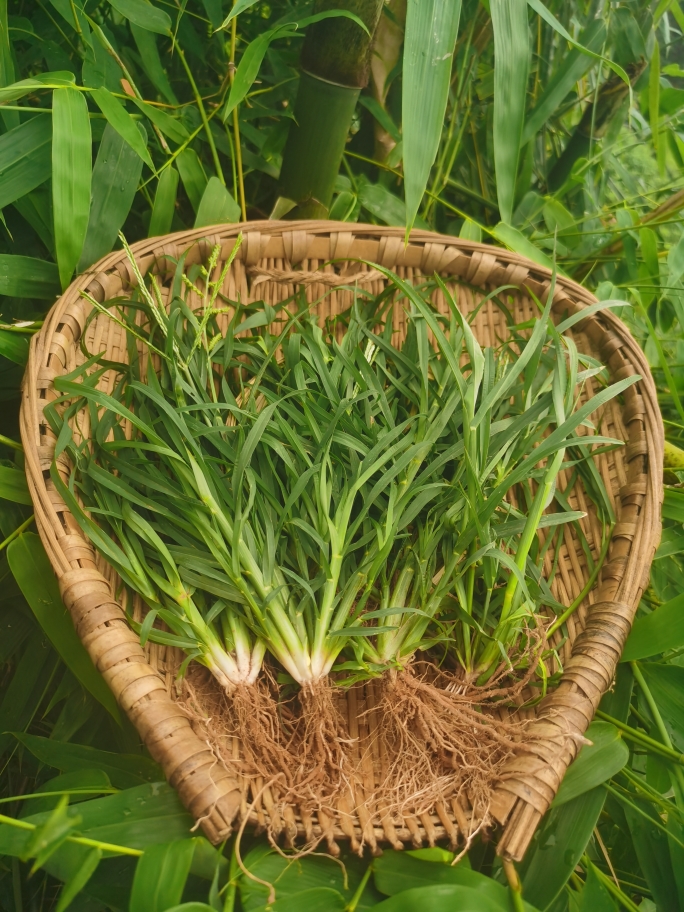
[21,796,79,872]
[0,0,17,131]
[649,39,661,160]
[52,87,92,289]
[219,0,259,29]
[373,850,533,909]
[0,114,52,210]
[222,12,368,120]
[0,71,74,104]
[370,885,508,911]
[552,722,629,807]
[521,788,607,908]
[177,148,208,213]
[78,122,146,271]
[0,255,59,299]
[527,0,631,88]
[194,175,240,227]
[622,593,684,661]
[131,97,189,145]
[622,795,680,912]
[7,533,121,722]
[91,87,154,169]
[574,862,619,912]
[129,839,196,912]
[491,0,529,224]
[522,19,606,143]
[130,21,178,104]
[0,465,31,504]
[491,222,553,268]
[402,0,462,231]
[55,847,102,912]
[108,0,171,35]
[149,165,179,237]
[14,732,161,788]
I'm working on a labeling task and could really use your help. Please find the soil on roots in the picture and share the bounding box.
[372,667,531,843]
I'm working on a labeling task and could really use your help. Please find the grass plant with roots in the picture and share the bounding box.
[47,235,637,817]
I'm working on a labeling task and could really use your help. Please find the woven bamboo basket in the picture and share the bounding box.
[20,222,662,862]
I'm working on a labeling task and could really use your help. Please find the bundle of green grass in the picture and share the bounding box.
[48,237,633,832]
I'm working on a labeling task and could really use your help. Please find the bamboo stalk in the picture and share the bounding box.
[274,0,384,218]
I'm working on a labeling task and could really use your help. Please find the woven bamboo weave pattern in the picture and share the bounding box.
[20,222,663,861]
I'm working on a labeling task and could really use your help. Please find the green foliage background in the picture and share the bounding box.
[1,0,684,909]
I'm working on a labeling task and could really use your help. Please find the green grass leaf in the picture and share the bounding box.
[52,87,92,289]
[491,0,530,224]
[402,0,462,231]
[7,532,121,721]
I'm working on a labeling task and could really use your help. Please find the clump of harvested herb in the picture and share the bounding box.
[47,235,635,821]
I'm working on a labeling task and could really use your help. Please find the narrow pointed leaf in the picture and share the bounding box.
[79,123,146,270]
[52,87,92,288]
[402,0,462,231]
[91,87,153,168]
[491,0,529,223]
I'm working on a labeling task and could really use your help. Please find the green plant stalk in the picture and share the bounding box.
[476,447,566,678]
[0,515,34,553]
[547,525,613,636]
[0,812,143,858]
[604,782,684,849]
[631,660,684,801]
[275,73,360,218]
[229,0,246,220]
[596,710,684,765]
[275,0,383,217]
[173,41,225,186]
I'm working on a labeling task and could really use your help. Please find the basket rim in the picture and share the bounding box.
[19,221,664,859]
